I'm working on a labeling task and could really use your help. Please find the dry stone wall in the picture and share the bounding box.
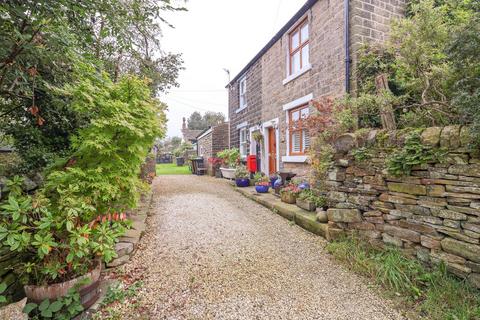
[323,125,480,289]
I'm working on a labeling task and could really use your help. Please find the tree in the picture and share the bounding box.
[170,136,183,149]
[0,0,184,173]
[203,111,226,127]
[448,8,480,145]
[159,136,182,153]
[187,111,204,130]
[187,111,225,130]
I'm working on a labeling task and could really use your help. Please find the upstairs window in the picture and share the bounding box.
[289,20,309,75]
[288,105,310,155]
[239,128,248,158]
[239,76,247,109]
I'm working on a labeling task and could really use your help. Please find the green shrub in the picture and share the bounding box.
[298,189,326,208]
[173,142,193,157]
[351,147,373,163]
[386,131,445,176]
[0,152,21,176]
[217,148,240,168]
[448,13,480,148]
[43,65,164,213]
[234,166,249,179]
[0,177,129,286]
[0,67,161,286]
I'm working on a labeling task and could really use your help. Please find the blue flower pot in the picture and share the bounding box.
[270,177,277,188]
[255,185,270,193]
[235,178,250,188]
[298,182,310,190]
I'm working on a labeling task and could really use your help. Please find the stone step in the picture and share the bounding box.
[295,211,329,239]
[235,186,330,240]
[115,242,134,258]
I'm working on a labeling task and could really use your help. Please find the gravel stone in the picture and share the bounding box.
[109,175,406,319]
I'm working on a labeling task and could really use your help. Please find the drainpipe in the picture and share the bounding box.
[344,0,351,94]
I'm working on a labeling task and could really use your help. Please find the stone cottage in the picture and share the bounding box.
[227,0,405,177]
[181,117,203,144]
[196,123,230,175]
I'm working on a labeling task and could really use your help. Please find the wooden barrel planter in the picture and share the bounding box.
[24,260,102,309]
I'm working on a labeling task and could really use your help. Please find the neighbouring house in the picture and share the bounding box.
[196,122,230,175]
[227,0,405,177]
[181,117,203,145]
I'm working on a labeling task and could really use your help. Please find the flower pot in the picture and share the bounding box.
[235,178,250,187]
[176,157,185,166]
[298,182,310,190]
[281,193,297,204]
[24,260,102,309]
[255,185,270,193]
[270,177,277,188]
[296,198,316,212]
[220,167,235,179]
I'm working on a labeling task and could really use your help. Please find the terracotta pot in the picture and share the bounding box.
[24,260,102,309]
[281,193,297,204]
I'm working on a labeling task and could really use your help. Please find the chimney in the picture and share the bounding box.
[182,117,186,130]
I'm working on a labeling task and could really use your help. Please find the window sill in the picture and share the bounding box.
[235,105,247,114]
[282,64,312,85]
[282,155,308,163]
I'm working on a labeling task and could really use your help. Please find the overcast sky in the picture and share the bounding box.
[159,0,307,138]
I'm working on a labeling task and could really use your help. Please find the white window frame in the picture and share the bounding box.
[283,19,312,85]
[239,127,248,159]
[236,75,247,113]
[282,93,313,163]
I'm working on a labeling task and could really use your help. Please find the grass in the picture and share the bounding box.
[156,163,191,175]
[326,236,480,320]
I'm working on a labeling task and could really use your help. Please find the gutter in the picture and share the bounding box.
[344,0,351,94]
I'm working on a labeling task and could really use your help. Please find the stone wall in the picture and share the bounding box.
[140,154,156,184]
[228,59,262,150]
[323,126,480,289]
[211,123,230,156]
[261,0,346,175]
[197,123,230,176]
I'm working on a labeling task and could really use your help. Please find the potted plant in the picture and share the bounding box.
[280,184,301,204]
[252,131,263,143]
[269,173,280,188]
[217,148,240,179]
[296,189,327,212]
[234,166,250,187]
[254,174,270,193]
[0,177,129,317]
[173,142,192,166]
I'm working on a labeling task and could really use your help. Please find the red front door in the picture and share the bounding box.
[268,128,277,174]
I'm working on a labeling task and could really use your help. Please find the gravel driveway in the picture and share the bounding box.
[110,175,406,320]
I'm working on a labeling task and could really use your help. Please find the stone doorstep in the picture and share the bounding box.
[235,186,330,240]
